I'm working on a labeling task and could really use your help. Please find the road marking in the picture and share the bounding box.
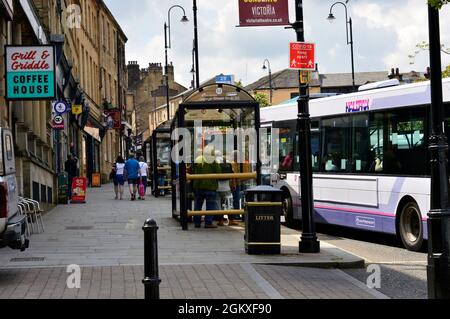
[240,263,285,300]
[335,269,391,300]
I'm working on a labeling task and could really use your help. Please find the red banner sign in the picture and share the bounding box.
[289,42,316,70]
[238,0,290,27]
[71,177,87,204]
[104,110,122,130]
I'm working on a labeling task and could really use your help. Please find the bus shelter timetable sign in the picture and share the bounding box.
[5,45,56,100]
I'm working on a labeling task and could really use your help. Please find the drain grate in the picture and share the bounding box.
[66,226,94,230]
[10,257,45,263]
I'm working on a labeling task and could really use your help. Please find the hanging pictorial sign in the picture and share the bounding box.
[238,0,290,27]
[53,100,68,114]
[72,104,83,115]
[52,114,65,130]
[104,110,121,130]
[4,45,56,100]
[289,42,316,70]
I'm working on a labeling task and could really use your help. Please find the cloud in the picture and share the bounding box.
[105,0,450,88]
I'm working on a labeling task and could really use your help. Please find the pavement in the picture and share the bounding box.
[0,184,388,299]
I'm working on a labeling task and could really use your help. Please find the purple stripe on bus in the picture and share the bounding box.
[314,206,429,240]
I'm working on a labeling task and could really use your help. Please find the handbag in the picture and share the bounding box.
[139,177,145,197]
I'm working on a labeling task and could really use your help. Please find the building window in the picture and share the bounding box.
[41,185,47,203]
[33,182,40,202]
[47,187,53,204]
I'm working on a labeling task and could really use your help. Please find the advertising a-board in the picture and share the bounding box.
[71,177,87,204]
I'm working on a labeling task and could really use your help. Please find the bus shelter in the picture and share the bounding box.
[172,84,262,230]
[150,120,172,197]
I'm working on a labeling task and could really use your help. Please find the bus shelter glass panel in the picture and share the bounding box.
[154,132,172,196]
[184,107,258,210]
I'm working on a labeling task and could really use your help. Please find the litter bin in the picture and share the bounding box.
[244,186,282,255]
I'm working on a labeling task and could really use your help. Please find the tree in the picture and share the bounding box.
[429,0,448,9]
[443,64,450,78]
[253,92,270,108]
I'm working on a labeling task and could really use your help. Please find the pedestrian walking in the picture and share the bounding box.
[138,156,149,200]
[193,146,221,229]
[113,156,126,200]
[124,153,140,201]
[65,154,78,200]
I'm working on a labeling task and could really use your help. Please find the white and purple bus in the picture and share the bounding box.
[261,78,450,251]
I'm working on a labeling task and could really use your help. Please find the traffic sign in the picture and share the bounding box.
[53,100,68,114]
[289,42,316,70]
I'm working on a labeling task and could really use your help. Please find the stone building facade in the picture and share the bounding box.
[127,61,187,141]
[0,0,127,207]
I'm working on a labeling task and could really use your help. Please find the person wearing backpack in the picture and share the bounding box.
[138,156,149,200]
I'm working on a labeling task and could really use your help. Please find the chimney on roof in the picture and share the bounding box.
[127,61,140,88]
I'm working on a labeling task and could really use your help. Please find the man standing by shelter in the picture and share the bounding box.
[125,153,140,201]
[193,146,221,229]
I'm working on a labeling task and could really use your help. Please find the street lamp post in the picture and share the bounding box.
[327,1,356,91]
[427,3,450,299]
[164,5,189,121]
[262,59,273,105]
[193,0,200,89]
[293,0,320,254]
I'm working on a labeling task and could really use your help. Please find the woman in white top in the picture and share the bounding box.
[138,156,149,200]
[113,156,126,200]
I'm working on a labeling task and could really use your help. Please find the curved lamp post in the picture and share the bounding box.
[164,5,189,121]
[327,1,356,91]
[262,59,273,105]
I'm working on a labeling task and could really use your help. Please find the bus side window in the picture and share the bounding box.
[322,117,351,173]
[279,127,295,172]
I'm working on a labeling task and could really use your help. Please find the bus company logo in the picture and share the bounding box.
[346,99,370,113]
[356,216,376,228]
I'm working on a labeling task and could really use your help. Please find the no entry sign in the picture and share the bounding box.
[5,45,56,100]
[289,42,316,70]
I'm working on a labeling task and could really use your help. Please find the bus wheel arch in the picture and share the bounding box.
[396,196,424,252]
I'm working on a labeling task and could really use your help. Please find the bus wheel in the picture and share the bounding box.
[282,191,295,228]
[399,202,424,252]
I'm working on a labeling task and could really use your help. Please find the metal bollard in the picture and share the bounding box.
[142,219,161,300]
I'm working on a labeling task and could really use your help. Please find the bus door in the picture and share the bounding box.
[272,120,298,192]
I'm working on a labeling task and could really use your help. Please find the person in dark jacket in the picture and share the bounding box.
[65,154,78,200]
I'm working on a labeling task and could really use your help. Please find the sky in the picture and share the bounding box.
[104,0,450,89]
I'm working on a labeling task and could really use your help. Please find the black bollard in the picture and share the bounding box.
[142,219,161,300]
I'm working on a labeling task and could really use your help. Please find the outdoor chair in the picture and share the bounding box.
[18,197,45,234]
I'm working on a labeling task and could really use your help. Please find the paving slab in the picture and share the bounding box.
[0,184,364,269]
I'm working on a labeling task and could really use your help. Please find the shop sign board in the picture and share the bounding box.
[5,45,56,100]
